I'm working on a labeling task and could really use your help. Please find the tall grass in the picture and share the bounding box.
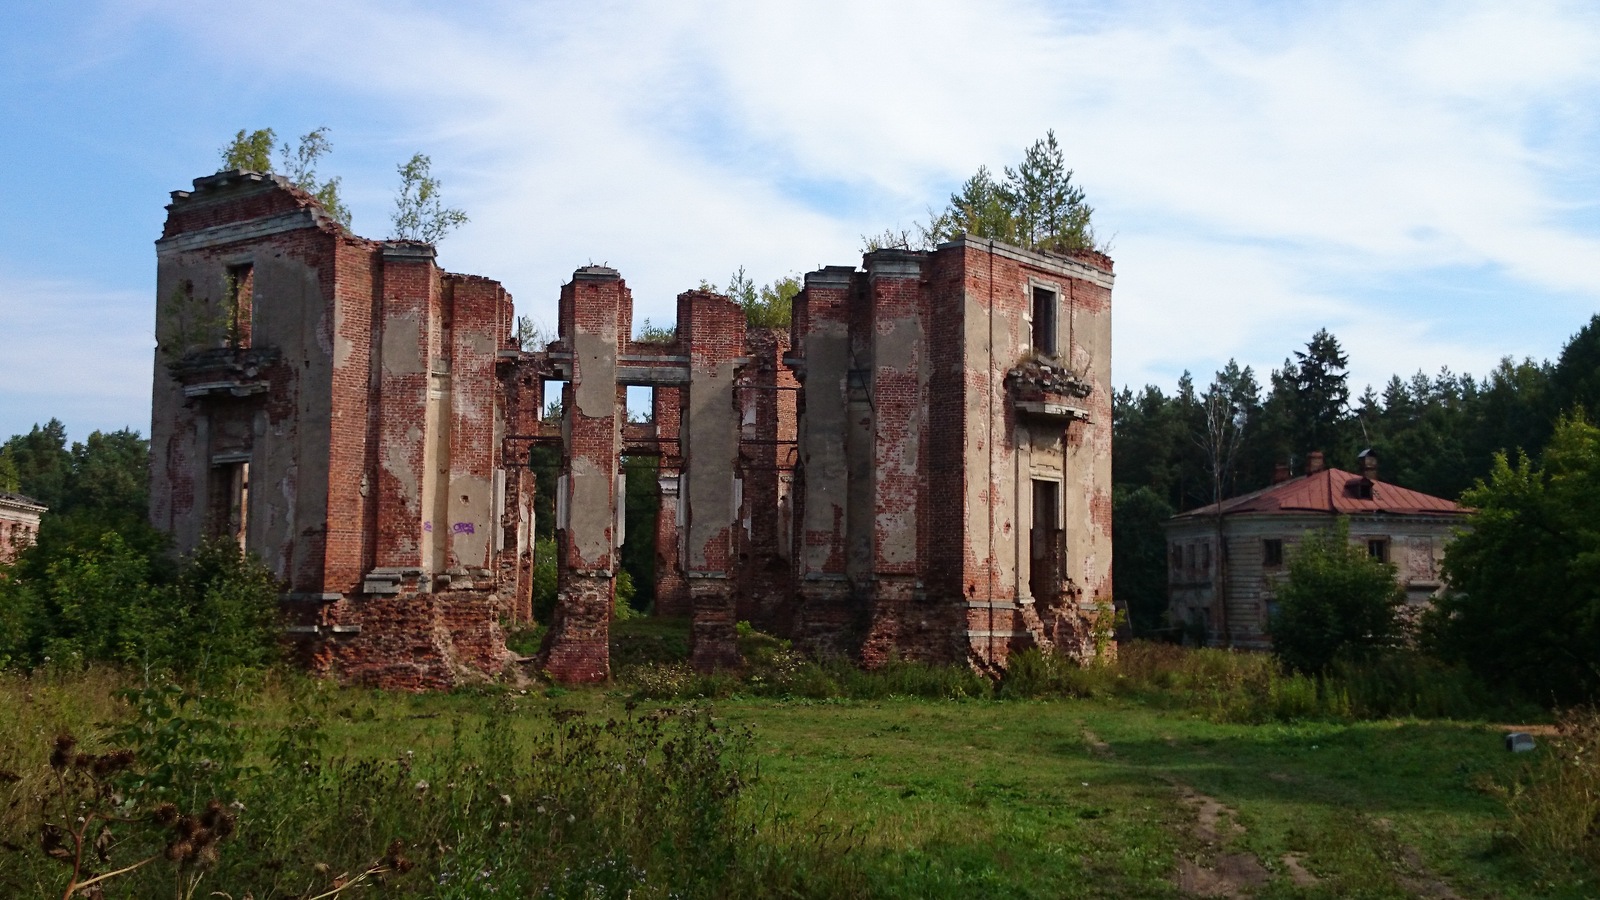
[614,619,1530,724]
[1498,707,1600,879]
[0,672,860,898]
[993,641,1534,723]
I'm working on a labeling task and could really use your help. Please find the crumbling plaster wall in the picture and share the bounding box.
[154,172,517,690]
[152,194,344,592]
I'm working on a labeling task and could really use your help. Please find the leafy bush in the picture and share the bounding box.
[1271,519,1406,675]
[0,536,281,680]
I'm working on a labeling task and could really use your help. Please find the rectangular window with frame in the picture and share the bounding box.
[1263,538,1284,567]
[226,263,254,349]
[1031,285,1057,356]
[1368,539,1389,563]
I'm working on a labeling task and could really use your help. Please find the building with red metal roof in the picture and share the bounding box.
[1164,450,1470,649]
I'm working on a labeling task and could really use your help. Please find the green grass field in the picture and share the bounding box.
[3,662,1585,899]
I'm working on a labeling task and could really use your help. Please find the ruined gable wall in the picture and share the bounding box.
[153,176,352,589]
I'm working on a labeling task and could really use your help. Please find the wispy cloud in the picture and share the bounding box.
[2,0,1598,438]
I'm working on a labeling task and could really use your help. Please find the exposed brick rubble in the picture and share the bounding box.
[151,172,1115,689]
[1005,357,1093,401]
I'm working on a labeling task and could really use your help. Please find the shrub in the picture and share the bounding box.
[1271,519,1406,675]
[998,649,1111,699]
[0,536,281,680]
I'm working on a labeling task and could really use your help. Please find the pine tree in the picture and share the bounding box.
[873,131,1098,254]
[1003,130,1094,252]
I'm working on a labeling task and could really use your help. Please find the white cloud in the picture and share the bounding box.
[6,0,1600,442]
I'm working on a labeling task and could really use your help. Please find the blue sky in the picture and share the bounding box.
[2,1,1598,443]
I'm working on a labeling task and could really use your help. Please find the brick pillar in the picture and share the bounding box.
[651,386,688,616]
[541,267,626,683]
[734,329,797,632]
[679,291,746,671]
[858,251,930,666]
[372,242,439,578]
[444,277,504,576]
[790,267,857,653]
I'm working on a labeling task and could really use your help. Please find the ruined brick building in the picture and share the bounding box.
[150,171,1114,687]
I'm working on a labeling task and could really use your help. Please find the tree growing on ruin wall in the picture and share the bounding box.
[219,127,352,228]
[391,153,469,244]
[864,130,1099,255]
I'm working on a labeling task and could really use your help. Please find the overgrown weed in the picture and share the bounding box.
[1497,706,1600,879]
[0,672,828,898]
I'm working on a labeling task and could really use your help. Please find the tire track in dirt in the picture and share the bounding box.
[1081,729,1271,898]
[1166,778,1271,898]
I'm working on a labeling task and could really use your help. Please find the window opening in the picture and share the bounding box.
[210,461,250,549]
[1263,539,1284,567]
[226,263,254,349]
[1029,479,1062,602]
[1367,539,1389,563]
[1031,286,1057,356]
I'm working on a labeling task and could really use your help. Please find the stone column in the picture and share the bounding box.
[678,291,746,671]
[542,266,626,683]
[789,267,857,653]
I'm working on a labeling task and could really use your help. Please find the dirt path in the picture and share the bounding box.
[1167,779,1271,898]
[1373,818,1462,900]
[1084,728,1272,898]
[1085,730,1457,898]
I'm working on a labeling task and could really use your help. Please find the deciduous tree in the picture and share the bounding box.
[1429,414,1600,704]
[218,126,352,227]
[391,153,468,244]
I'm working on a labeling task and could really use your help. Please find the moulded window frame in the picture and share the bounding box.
[1025,277,1062,358]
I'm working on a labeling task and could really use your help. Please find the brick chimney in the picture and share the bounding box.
[1272,463,1291,484]
[1358,448,1378,481]
[1306,451,1325,474]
